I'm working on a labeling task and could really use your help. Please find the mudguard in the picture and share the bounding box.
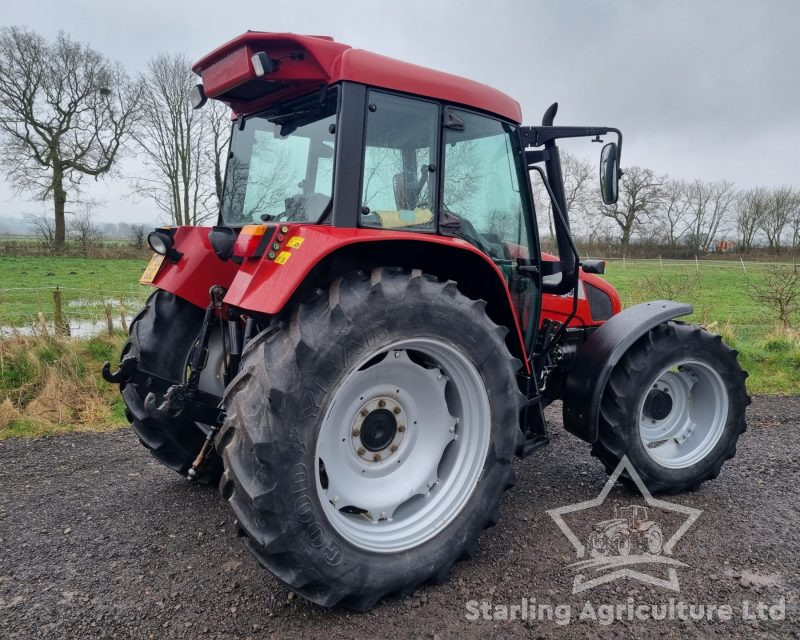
[562,300,693,443]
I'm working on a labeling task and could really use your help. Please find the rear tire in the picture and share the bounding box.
[216,268,525,610]
[592,322,748,493]
[121,289,223,485]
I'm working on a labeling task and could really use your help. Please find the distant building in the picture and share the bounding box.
[716,240,736,253]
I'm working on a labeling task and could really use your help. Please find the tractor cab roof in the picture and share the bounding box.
[192,31,522,123]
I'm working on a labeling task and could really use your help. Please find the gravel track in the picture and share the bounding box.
[1,396,798,639]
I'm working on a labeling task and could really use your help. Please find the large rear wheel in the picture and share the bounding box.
[217,268,525,610]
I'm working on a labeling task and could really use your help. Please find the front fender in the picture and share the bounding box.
[562,300,693,443]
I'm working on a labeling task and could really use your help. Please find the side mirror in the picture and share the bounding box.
[600,142,620,205]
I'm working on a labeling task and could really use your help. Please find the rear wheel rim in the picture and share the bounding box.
[315,337,491,553]
[637,358,729,469]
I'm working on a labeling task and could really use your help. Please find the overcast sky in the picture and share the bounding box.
[1,0,798,224]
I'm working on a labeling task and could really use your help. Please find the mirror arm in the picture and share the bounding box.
[521,125,623,165]
[529,165,580,296]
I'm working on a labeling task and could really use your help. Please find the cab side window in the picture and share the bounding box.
[360,91,438,230]
[441,109,530,260]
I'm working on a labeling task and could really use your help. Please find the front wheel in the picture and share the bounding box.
[592,322,748,493]
[216,268,525,610]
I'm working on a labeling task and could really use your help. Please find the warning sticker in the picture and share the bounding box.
[274,251,292,265]
[286,236,304,249]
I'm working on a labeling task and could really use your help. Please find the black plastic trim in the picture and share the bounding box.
[561,300,693,443]
[331,82,366,228]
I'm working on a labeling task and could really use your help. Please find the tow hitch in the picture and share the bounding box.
[103,286,231,480]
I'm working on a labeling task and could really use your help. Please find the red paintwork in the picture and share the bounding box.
[146,229,621,376]
[192,32,522,123]
[539,253,622,327]
[145,226,240,309]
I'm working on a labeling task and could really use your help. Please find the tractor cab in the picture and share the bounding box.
[191,32,622,359]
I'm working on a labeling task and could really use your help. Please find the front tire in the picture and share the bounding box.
[216,268,525,610]
[592,322,748,493]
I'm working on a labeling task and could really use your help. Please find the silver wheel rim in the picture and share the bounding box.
[315,338,491,553]
[637,358,728,469]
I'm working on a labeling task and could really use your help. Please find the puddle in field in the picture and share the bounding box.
[1,297,144,338]
[0,318,122,338]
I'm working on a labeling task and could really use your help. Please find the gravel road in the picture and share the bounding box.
[1,397,798,639]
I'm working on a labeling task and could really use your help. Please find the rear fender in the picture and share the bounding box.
[146,226,240,309]
[223,225,531,372]
[562,301,693,443]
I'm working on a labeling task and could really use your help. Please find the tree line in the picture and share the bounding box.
[534,153,800,257]
[0,26,228,251]
[0,27,797,257]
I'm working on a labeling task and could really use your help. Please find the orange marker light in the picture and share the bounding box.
[233,224,268,258]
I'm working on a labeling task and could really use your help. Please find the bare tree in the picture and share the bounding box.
[643,271,700,301]
[30,211,56,253]
[129,224,146,250]
[561,152,595,221]
[651,178,690,249]
[750,265,800,329]
[761,186,797,252]
[69,202,102,256]
[684,179,735,253]
[789,193,800,252]
[595,166,662,250]
[735,187,769,253]
[0,27,142,250]
[133,53,230,226]
[206,99,231,208]
[531,151,596,247]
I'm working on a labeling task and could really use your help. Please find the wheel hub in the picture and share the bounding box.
[316,341,491,553]
[351,396,405,462]
[643,388,673,421]
[637,360,729,469]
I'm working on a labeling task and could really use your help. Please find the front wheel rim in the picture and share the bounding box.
[637,358,729,469]
[315,337,491,553]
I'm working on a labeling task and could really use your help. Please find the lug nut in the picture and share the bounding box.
[360,409,368,417]
[398,425,405,432]
[393,407,401,415]
[390,445,398,452]
[357,447,366,455]
[373,453,382,461]
[378,399,386,408]
[352,429,360,437]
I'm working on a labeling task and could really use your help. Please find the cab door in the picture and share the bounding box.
[439,108,540,347]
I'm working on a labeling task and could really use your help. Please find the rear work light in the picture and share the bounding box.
[233,224,272,258]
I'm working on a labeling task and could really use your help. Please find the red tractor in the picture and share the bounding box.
[103,32,748,610]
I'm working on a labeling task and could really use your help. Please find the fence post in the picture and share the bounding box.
[118,299,128,334]
[52,287,69,336]
[695,255,699,272]
[659,255,663,271]
[740,257,747,274]
[103,302,114,335]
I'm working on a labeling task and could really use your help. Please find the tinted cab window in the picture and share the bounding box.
[360,91,438,230]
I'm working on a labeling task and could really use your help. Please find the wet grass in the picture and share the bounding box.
[0,255,151,330]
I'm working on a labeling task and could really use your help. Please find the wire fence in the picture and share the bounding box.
[0,285,151,337]
[0,258,791,341]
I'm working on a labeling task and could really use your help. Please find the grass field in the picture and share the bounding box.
[0,255,151,333]
[603,259,800,395]
[0,255,798,440]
